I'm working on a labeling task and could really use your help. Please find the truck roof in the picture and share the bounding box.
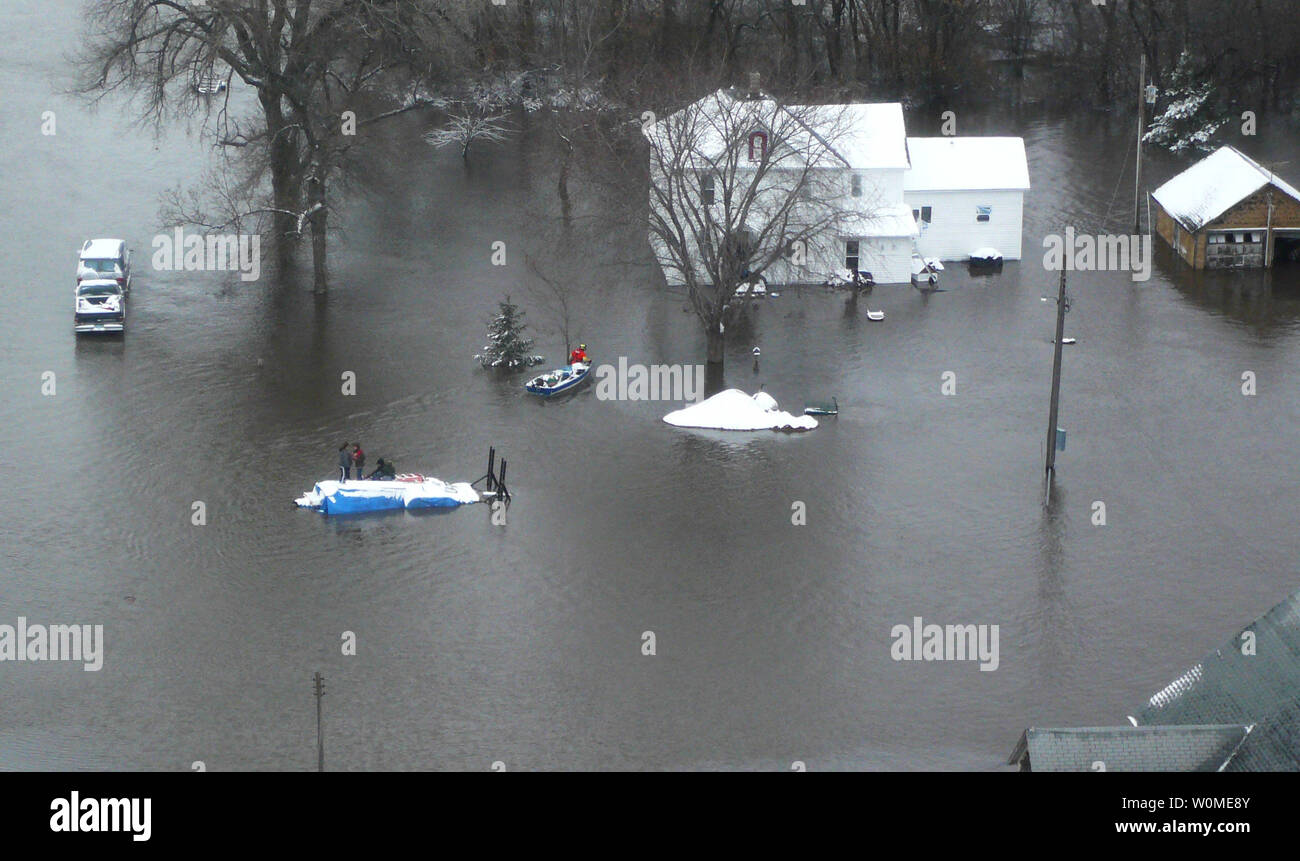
[80,238,126,258]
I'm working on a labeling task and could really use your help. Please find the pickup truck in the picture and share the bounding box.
[74,279,126,334]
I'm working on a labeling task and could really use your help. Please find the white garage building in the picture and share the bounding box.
[904,137,1031,262]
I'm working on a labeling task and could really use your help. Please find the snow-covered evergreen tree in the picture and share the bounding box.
[476,297,544,369]
[1143,51,1227,154]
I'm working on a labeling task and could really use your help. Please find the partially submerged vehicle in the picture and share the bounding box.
[77,239,131,292]
[969,247,1004,271]
[525,362,590,397]
[74,279,126,334]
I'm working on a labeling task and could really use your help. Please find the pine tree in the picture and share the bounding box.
[1143,51,1227,155]
[476,296,544,369]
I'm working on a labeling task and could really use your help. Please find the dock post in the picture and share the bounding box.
[486,447,496,494]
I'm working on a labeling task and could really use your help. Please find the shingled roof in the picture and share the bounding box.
[1009,725,1251,772]
[1010,586,1300,772]
[1135,587,1300,770]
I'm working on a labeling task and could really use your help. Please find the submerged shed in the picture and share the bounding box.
[1150,145,1300,269]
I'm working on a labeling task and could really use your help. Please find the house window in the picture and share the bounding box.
[851,174,863,197]
[845,240,860,271]
[976,205,992,222]
[919,206,932,225]
[700,172,714,205]
[748,131,767,161]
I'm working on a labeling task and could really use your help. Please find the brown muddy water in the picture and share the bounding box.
[2,0,1299,770]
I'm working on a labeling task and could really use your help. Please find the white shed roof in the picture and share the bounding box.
[1151,146,1300,232]
[904,137,1030,192]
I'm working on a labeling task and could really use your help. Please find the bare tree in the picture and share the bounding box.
[425,109,515,161]
[78,0,455,293]
[642,85,876,368]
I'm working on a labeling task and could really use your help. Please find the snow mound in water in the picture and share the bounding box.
[663,389,818,432]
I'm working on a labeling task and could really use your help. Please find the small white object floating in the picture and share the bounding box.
[866,309,885,321]
[295,476,481,515]
[663,389,817,432]
[1054,337,1077,345]
[734,281,767,297]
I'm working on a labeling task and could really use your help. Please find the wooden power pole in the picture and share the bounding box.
[1046,268,1068,475]
[1135,53,1146,234]
[313,672,325,773]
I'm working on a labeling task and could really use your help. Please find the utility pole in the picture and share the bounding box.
[1045,267,1068,475]
[313,672,325,773]
[1135,53,1147,234]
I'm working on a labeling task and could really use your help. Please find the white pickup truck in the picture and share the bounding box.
[74,279,126,334]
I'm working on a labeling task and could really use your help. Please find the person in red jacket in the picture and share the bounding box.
[568,343,589,365]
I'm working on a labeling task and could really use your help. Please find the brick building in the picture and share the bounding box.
[1150,146,1300,270]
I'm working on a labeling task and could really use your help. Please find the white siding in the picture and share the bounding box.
[904,189,1025,260]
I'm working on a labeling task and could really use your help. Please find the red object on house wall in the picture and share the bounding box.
[748,131,767,161]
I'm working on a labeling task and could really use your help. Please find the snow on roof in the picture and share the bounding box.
[841,203,920,238]
[80,238,125,259]
[1152,146,1300,232]
[648,90,908,171]
[789,103,909,170]
[903,137,1030,192]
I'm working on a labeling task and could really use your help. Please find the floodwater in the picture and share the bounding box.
[3,1,1299,770]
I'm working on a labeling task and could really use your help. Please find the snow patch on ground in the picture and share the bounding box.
[663,389,818,432]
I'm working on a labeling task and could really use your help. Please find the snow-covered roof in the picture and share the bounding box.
[903,137,1030,192]
[80,238,125,259]
[1152,146,1300,232]
[647,90,908,171]
[841,203,920,238]
[789,103,909,170]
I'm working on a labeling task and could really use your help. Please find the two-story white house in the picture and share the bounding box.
[646,87,1030,287]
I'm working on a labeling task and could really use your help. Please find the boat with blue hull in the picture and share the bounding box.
[525,362,590,397]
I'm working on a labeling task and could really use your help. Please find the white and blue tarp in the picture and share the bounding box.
[295,476,480,515]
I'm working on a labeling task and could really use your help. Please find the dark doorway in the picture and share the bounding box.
[1274,235,1300,265]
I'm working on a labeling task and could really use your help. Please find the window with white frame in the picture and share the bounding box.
[845,240,860,271]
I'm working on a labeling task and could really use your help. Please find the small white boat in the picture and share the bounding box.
[866,309,885,321]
